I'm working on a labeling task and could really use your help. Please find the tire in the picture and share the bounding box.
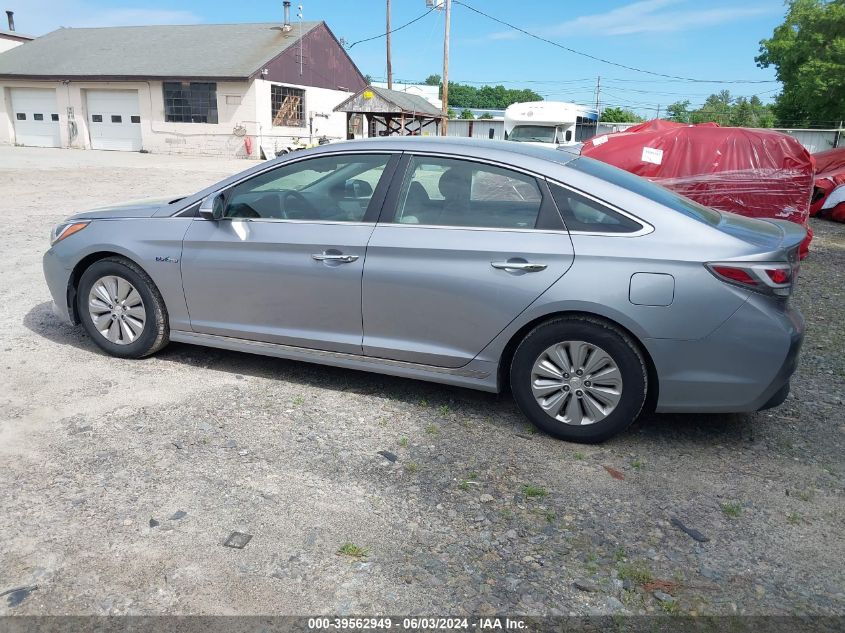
[77,256,169,359]
[510,316,647,443]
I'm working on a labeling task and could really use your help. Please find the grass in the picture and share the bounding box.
[617,561,654,585]
[631,458,644,470]
[787,511,802,525]
[795,488,816,502]
[419,399,429,408]
[458,471,480,491]
[574,452,585,460]
[613,546,627,563]
[438,404,450,416]
[398,437,408,448]
[721,502,742,518]
[521,484,547,499]
[659,599,681,615]
[424,423,439,436]
[337,542,368,559]
[292,396,304,406]
[404,462,419,473]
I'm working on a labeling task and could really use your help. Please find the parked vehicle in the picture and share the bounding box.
[44,137,805,442]
[504,101,598,147]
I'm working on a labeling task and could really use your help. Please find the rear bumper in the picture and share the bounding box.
[647,295,804,413]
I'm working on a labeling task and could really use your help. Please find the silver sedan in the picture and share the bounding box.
[43,137,805,442]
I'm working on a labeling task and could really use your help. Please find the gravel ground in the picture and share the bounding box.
[0,146,843,617]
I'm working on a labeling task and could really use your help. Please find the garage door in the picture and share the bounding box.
[10,88,61,148]
[86,90,142,151]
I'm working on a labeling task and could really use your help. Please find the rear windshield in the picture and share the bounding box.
[568,156,722,226]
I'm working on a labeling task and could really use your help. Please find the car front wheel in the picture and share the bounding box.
[510,316,647,443]
[77,256,169,359]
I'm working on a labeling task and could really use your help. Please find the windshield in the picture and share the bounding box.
[568,156,722,226]
[509,125,557,143]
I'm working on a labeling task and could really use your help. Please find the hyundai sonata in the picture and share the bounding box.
[43,137,804,442]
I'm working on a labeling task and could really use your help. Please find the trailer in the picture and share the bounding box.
[503,101,598,147]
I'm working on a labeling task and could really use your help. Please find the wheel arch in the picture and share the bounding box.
[496,310,659,413]
[67,251,149,324]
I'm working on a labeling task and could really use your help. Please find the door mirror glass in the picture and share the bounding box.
[199,193,225,220]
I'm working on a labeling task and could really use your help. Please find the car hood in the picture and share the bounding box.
[68,196,184,220]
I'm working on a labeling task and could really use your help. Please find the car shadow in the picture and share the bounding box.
[24,300,758,446]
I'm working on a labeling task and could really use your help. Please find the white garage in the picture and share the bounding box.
[10,88,61,147]
[86,89,142,151]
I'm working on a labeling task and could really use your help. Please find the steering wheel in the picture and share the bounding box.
[281,190,314,219]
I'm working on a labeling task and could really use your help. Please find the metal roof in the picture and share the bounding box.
[335,85,442,117]
[0,22,321,79]
[0,29,34,41]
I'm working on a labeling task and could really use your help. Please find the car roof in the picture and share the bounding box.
[302,136,578,168]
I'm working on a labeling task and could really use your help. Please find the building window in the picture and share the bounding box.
[163,81,218,124]
[225,95,242,106]
[131,115,141,123]
[271,85,305,127]
[111,115,122,123]
[33,113,44,121]
[51,113,59,121]
[92,115,102,122]
[16,113,25,120]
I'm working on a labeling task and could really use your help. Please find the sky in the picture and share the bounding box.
[8,0,787,117]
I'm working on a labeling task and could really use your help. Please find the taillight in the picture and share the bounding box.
[706,262,795,298]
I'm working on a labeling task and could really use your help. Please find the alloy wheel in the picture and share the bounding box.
[530,340,623,425]
[87,275,146,345]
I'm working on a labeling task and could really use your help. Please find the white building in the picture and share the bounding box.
[0,16,367,158]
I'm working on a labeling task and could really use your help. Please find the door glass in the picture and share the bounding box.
[395,156,542,229]
[224,154,391,221]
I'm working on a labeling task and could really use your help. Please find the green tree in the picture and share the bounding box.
[757,0,845,127]
[478,112,494,120]
[691,90,734,125]
[600,106,643,122]
[446,107,457,118]
[424,74,441,86]
[459,109,475,119]
[444,82,542,109]
[667,100,692,123]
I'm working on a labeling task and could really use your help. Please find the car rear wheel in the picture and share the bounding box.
[510,316,647,443]
[77,256,169,358]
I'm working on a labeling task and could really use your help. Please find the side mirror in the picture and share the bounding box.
[198,193,225,220]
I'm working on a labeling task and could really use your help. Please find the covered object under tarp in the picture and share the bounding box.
[581,120,815,257]
[810,147,845,222]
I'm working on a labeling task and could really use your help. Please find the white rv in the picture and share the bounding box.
[504,101,598,147]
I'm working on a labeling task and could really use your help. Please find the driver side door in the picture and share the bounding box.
[180,152,397,354]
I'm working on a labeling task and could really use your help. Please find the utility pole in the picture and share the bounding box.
[386,0,393,90]
[441,0,451,136]
[594,76,601,121]
[656,104,661,119]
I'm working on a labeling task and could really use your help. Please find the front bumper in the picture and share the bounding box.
[646,294,804,413]
[43,249,75,325]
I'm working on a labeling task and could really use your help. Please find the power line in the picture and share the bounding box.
[453,0,777,84]
[347,6,437,48]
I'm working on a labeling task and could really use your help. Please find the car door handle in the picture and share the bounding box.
[491,261,547,272]
[312,253,359,263]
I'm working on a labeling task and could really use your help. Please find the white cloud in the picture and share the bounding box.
[8,2,202,35]
[487,0,776,40]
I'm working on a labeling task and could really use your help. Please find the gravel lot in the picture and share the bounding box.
[0,146,843,617]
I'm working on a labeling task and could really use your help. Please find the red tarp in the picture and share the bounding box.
[810,147,845,222]
[581,120,815,257]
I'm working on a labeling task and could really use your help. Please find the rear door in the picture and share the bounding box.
[362,154,574,368]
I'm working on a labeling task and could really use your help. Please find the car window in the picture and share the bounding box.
[395,156,542,229]
[567,156,722,226]
[224,154,391,221]
[549,183,642,233]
